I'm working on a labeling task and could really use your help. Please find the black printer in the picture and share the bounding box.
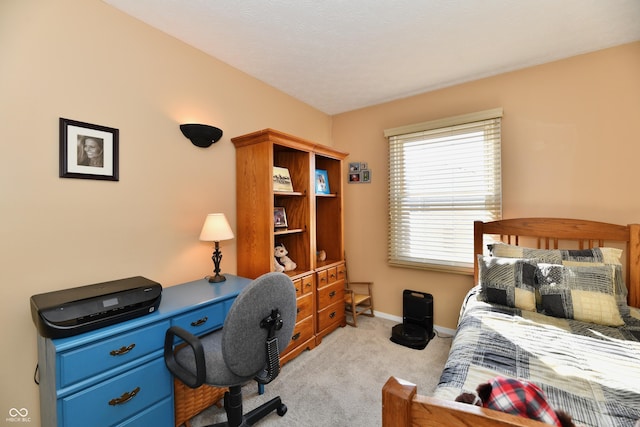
[30,276,162,339]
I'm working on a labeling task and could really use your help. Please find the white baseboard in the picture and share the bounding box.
[373,310,456,337]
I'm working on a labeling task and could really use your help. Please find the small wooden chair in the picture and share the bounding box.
[344,268,374,327]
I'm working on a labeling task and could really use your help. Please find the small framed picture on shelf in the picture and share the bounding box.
[315,169,330,194]
[273,166,294,192]
[274,207,288,229]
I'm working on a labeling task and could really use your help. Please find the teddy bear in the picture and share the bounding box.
[455,376,575,427]
[274,243,297,272]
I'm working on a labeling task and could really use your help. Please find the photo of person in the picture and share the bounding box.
[77,135,104,167]
[60,117,119,181]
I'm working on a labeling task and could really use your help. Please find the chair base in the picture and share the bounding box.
[206,385,287,427]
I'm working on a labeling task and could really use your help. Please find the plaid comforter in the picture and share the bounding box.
[435,287,640,427]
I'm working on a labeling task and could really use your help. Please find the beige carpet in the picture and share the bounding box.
[187,315,452,427]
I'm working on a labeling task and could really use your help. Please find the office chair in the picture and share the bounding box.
[164,272,297,426]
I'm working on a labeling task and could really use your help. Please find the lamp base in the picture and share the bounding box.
[208,274,226,283]
[208,241,226,283]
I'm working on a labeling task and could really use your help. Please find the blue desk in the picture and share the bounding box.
[36,275,251,427]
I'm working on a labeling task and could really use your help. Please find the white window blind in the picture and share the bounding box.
[385,109,502,274]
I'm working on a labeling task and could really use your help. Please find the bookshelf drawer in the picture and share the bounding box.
[284,316,314,354]
[317,300,344,331]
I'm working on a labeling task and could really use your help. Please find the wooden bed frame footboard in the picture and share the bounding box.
[382,218,640,426]
[382,376,553,427]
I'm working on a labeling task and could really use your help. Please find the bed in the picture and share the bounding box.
[382,218,640,427]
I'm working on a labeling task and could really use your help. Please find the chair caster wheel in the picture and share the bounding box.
[277,404,287,416]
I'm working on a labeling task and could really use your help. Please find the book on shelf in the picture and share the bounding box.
[273,166,294,192]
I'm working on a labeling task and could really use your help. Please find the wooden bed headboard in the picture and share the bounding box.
[473,218,640,308]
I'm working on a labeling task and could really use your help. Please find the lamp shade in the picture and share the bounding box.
[199,213,234,242]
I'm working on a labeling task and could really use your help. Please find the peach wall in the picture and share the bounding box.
[0,0,331,422]
[333,42,640,335]
[2,0,639,421]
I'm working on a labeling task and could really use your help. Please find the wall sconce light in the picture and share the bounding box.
[199,213,234,283]
[180,124,223,148]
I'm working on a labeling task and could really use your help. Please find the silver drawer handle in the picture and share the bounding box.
[110,343,135,356]
[108,386,140,406]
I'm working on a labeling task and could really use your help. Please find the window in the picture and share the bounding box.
[385,108,502,274]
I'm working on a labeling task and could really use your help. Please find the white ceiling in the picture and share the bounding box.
[103,0,640,115]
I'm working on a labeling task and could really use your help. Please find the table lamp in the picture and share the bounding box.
[199,213,234,283]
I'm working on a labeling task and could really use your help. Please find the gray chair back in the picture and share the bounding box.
[221,272,297,378]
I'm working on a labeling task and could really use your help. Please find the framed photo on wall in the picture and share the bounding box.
[274,207,288,229]
[348,162,371,183]
[59,117,119,181]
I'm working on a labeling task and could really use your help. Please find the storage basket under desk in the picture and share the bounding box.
[174,378,227,427]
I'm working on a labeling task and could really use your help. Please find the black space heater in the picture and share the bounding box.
[390,290,435,350]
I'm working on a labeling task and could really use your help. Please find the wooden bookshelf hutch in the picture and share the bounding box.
[231,128,348,363]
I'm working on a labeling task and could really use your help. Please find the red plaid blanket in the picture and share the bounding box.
[483,377,562,426]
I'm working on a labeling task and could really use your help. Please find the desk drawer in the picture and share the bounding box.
[172,303,225,336]
[61,357,171,427]
[59,321,170,388]
[119,397,173,427]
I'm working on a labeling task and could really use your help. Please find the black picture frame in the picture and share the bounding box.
[59,118,119,181]
[274,207,288,229]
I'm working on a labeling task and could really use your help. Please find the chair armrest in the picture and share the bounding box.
[164,325,206,388]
